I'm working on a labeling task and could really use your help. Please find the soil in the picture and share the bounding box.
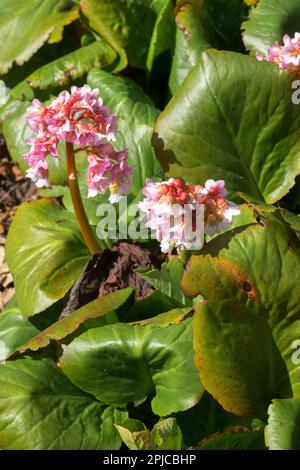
[0,138,38,309]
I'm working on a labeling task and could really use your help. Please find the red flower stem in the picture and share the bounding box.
[66,142,101,255]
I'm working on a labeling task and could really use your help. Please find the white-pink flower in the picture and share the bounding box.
[256,32,300,73]
[138,178,240,253]
[46,85,117,147]
[25,159,49,188]
[86,144,133,203]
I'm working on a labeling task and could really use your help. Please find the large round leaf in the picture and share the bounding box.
[0,0,78,74]
[0,358,126,450]
[265,398,300,450]
[6,200,89,317]
[154,50,300,203]
[59,318,203,416]
[181,213,300,418]
[243,0,300,55]
[88,68,161,195]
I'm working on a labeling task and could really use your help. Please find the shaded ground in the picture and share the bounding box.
[0,138,38,309]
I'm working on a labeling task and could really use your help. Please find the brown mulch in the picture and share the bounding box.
[61,242,166,317]
[99,242,166,299]
[0,138,38,310]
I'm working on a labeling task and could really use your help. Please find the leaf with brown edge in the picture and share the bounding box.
[17,288,133,354]
[182,214,300,418]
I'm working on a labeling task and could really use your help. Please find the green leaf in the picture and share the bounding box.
[146,1,174,74]
[265,398,300,450]
[175,392,251,447]
[18,288,133,353]
[0,297,39,362]
[6,200,89,317]
[0,0,78,74]
[116,417,182,450]
[2,101,32,172]
[0,80,10,108]
[132,307,192,327]
[146,0,175,98]
[243,0,300,55]
[0,80,13,124]
[182,214,300,418]
[59,318,203,416]
[169,0,216,94]
[88,68,161,195]
[138,259,192,307]
[80,0,165,69]
[26,40,118,90]
[123,291,183,322]
[0,358,126,449]
[196,426,266,450]
[155,50,300,203]
[280,208,300,234]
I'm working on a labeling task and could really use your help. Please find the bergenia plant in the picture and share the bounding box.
[25,85,133,254]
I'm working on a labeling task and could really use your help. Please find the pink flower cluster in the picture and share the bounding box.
[256,33,300,73]
[86,144,132,202]
[138,178,240,253]
[24,85,132,201]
